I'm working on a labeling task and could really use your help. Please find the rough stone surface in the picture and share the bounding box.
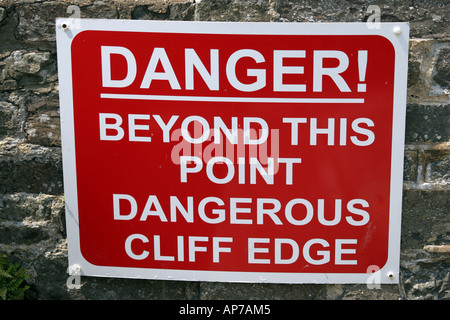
[405,104,450,143]
[276,0,450,39]
[408,40,450,104]
[131,1,195,21]
[0,0,448,300]
[196,0,274,22]
[433,47,450,91]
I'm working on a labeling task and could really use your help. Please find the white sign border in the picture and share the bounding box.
[56,19,409,284]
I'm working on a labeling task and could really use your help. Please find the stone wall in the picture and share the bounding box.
[0,0,448,300]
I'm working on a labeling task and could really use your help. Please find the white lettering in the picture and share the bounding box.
[273,50,306,92]
[128,114,151,142]
[335,239,358,265]
[113,194,137,220]
[99,113,125,141]
[124,234,149,260]
[303,238,330,265]
[140,47,181,89]
[248,238,270,264]
[350,118,375,146]
[313,50,351,92]
[101,46,136,88]
[180,156,203,183]
[185,49,219,90]
[212,237,233,263]
[275,238,300,264]
[226,49,266,92]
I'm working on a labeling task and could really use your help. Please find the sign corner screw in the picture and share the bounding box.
[58,21,69,31]
[70,264,81,274]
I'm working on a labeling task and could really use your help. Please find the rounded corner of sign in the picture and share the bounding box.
[369,33,397,52]
[76,244,104,271]
[69,29,91,47]
[375,258,400,284]
[378,24,410,45]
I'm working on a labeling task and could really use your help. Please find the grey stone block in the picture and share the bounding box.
[405,104,450,143]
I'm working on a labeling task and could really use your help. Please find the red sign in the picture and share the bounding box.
[57,20,408,283]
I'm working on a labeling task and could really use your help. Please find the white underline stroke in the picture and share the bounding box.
[100,93,364,104]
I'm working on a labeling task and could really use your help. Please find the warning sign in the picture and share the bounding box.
[56,20,409,283]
